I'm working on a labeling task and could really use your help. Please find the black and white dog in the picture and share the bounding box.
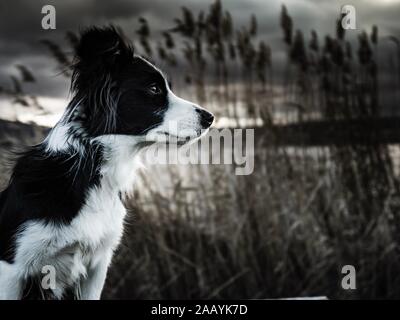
[0,26,213,300]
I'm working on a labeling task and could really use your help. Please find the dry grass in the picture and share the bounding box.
[101,142,400,299]
[101,2,400,299]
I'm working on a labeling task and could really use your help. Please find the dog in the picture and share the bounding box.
[0,26,214,300]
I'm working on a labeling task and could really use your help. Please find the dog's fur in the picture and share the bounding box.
[0,26,213,300]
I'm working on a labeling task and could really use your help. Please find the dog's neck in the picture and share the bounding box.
[44,115,142,195]
[92,134,144,195]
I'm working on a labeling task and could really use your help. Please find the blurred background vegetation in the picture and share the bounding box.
[1,0,400,299]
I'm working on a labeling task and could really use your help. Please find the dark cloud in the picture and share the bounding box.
[0,0,399,101]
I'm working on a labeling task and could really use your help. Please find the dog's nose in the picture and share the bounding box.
[195,108,214,128]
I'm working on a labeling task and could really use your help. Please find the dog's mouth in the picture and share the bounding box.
[158,132,194,145]
[144,128,206,146]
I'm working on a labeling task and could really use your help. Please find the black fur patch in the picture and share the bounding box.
[0,142,104,262]
[70,26,169,137]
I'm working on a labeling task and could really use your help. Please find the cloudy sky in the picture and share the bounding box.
[0,0,399,124]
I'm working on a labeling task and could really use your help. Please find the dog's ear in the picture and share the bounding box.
[75,26,133,68]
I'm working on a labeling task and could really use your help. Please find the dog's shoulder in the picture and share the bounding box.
[0,143,104,262]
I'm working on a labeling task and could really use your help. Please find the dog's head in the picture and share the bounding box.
[70,26,213,146]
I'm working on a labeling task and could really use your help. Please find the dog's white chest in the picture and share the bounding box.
[14,187,127,284]
[73,187,127,249]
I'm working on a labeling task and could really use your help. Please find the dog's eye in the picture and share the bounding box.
[148,84,162,95]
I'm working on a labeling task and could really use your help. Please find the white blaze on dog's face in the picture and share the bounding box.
[145,81,214,145]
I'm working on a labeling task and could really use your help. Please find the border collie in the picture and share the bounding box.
[0,26,214,300]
